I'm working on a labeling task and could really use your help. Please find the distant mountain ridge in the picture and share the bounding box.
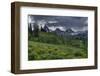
[40,25,87,39]
[28,22,88,40]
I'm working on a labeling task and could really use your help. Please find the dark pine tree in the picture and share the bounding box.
[28,23,33,35]
[33,23,39,37]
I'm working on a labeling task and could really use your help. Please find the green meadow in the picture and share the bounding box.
[28,32,88,60]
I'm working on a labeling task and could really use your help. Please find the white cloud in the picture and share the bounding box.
[48,26,65,31]
[48,21,58,23]
[28,16,35,24]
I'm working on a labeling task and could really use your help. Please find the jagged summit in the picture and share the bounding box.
[66,28,74,33]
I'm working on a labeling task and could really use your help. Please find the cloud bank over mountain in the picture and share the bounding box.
[28,15,88,32]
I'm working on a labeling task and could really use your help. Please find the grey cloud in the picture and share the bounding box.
[28,15,88,31]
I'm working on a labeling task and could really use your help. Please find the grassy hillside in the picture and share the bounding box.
[28,41,87,60]
[28,32,88,60]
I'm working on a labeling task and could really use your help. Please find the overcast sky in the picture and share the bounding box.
[28,15,88,31]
